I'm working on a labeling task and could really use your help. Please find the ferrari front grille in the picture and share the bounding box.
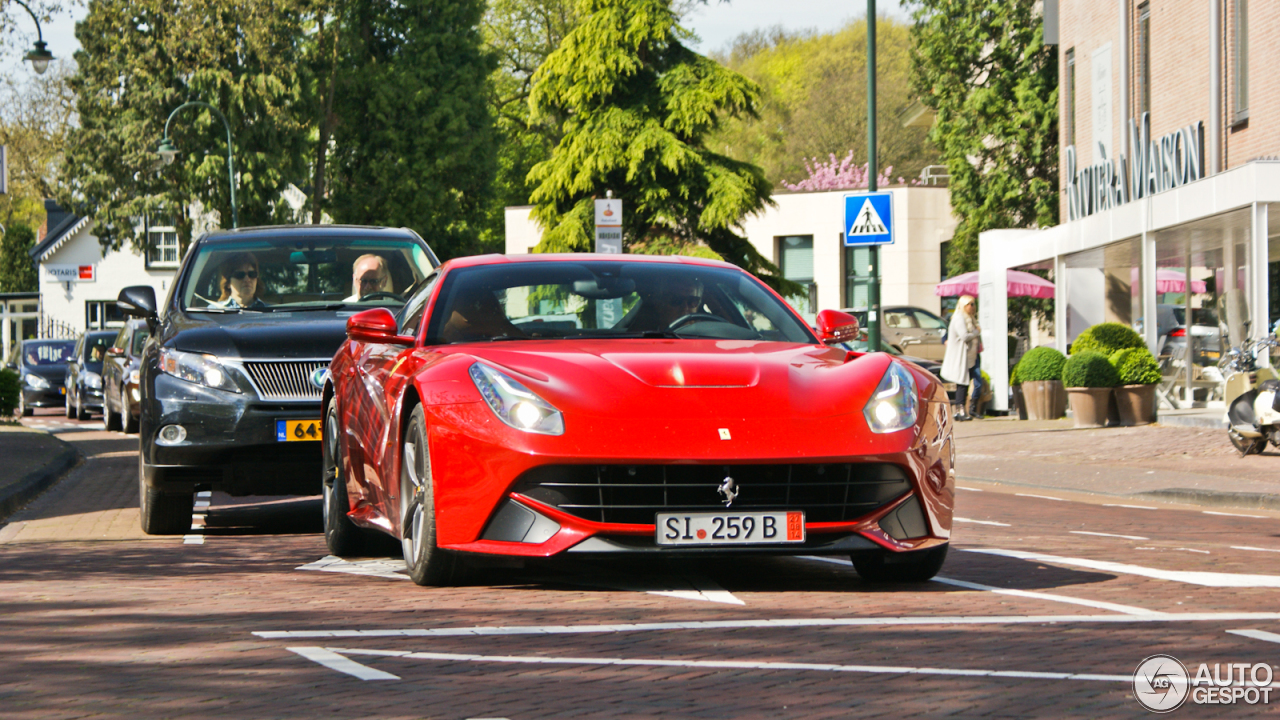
[514,463,912,525]
[243,360,327,401]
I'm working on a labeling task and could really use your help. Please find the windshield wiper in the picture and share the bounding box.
[260,303,350,312]
[488,334,532,342]
[187,306,242,314]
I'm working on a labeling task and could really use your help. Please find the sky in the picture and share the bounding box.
[3,0,910,80]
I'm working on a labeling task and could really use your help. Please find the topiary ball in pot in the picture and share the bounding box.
[1013,347,1067,383]
[1063,351,1121,388]
[1070,323,1146,357]
[1109,348,1162,385]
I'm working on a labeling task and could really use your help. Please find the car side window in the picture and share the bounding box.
[399,273,439,338]
[911,310,946,330]
[112,328,128,351]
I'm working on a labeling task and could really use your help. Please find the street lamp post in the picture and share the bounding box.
[157,101,239,229]
[12,0,55,74]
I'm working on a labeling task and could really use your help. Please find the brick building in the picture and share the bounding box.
[979,0,1278,412]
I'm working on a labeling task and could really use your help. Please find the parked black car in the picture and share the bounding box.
[117,225,439,534]
[64,330,118,421]
[103,319,151,433]
[8,339,75,416]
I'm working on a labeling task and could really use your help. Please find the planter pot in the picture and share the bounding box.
[1114,384,1157,426]
[1011,384,1029,420]
[1022,380,1067,420]
[1066,387,1113,428]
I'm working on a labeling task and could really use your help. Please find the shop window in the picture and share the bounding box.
[844,244,873,312]
[1137,4,1151,115]
[1065,49,1076,147]
[1234,0,1249,123]
[779,235,816,321]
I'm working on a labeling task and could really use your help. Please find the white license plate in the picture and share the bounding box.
[655,511,805,546]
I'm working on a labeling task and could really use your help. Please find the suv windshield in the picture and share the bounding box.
[426,261,816,344]
[180,236,434,312]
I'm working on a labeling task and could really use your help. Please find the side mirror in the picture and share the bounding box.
[347,308,415,347]
[118,286,158,319]
[815,309,860,346]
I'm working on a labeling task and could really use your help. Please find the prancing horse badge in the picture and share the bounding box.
[717,476,738,507]
[718,428,731,440]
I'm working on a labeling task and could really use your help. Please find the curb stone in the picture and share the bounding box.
[0,436,81,522]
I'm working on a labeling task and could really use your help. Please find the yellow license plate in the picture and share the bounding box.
[277,419,321,442]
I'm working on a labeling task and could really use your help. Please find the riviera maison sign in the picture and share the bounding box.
[1065,112,1205,221]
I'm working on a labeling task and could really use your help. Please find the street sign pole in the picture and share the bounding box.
[866,0,880,352]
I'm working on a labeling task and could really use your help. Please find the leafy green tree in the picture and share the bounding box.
[59,0,312,251]
[0,60,75,231]
[0,222,37,292]
[528,0,795,293]
[711,18,935,188]
[907,0,1058,277]
[325,0,496,260]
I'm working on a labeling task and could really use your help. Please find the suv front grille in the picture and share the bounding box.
[243,360,328,401]
[514,463,912,525]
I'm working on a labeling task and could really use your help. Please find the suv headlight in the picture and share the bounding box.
[469,362,564,435]
[129,368,141,385]
[25,373,49,390]
[159,348,241,393]
[83,371,103,389]
[863,361,919,434]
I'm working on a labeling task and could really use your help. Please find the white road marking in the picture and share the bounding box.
[1203,510,1268,519]
[1102,504,1158,510]
[1070,531,1149,541]
[955,517,1011,527]
[1233,546,1280,553]
[931,577,1162,616]
[297,556,410,581]
[1228,629,1280,645]
[1015,493,1067,502]
[956,487,984,492]
[967,548,1280,587]
[254,612,1280,640]
[286,646,1133,684]
[183,491,213,546]
[287,646,399,680]
[1172,548,1210,554]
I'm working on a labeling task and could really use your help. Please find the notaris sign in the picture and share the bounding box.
[1065,112,1204,221]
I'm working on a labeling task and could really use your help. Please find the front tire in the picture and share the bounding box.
[123,407,140,434]
[138,460,194,535]
[104,390,123,432]
[19,391,32,417]
[65,388,75,418]
[1228,428,1267,456]
[323,401,368,557]
[852,544,948,583]
[75,388,90,421]
[400,405,458,586]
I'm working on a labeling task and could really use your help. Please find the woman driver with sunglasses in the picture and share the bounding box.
[212,252,268,309]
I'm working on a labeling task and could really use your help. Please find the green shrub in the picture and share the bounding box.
[1070,323,1145,357]
[1013,347,1067,383]
[980,370,993,400]
[1109,347,1161,385]
[0,368,18,417]
[1063,351,1120,388]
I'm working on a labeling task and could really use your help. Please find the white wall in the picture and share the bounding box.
[503,187,957,314]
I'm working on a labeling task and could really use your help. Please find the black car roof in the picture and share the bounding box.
[197,225,422,244]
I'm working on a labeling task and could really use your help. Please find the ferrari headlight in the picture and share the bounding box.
[863,362,918,434]
[24,373,49,390]
[468,362,564,435]
[83,371,103,389]
[159,348,240,393]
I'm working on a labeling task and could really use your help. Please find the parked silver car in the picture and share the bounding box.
[843,306,948,361]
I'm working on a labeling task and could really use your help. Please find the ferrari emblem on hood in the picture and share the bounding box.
[717,476,738,507]
[718,428,731,440]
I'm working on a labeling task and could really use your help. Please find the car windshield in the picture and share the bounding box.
[25,341,75,366]
[85,333,116,362]
[424,261,816,344]
[130,328,151,355]
[179,235,435,312]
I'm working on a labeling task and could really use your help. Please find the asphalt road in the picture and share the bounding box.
[2,409,1279,718]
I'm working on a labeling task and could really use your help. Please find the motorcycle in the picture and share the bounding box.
[1223,332,1280,455]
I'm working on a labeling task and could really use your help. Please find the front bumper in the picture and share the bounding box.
[23,386,66,408]
[142,374,322,496]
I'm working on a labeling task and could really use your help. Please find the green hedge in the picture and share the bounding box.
[0,369,18,417]
[1012,346,1067,384]
[1063,351,1120,388]
[1109,347,1162,385]
[1070,322,1146,357]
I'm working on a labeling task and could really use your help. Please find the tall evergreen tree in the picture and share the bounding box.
[326,0,496,260]
[527,0,795,293]
[0,223,37,293]
[59,0,311,251]
[907,0,1058,276]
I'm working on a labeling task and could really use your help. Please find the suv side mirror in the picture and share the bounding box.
[815,309,860,346]
[118,286,158,320]
[107,346,125,357]
[347,308,415,347]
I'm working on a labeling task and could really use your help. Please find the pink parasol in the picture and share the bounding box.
[1128,268,1208,294]
[934,270,1055,299]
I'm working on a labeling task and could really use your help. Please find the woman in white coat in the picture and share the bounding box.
[940,295,982,421]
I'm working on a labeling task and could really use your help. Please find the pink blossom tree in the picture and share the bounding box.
[781,150,916,191]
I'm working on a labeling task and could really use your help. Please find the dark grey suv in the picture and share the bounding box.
[117,225,438,534]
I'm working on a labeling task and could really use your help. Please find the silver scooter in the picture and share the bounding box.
[1224,334,1280,455]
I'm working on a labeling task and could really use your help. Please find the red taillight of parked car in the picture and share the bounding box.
[1169,328,1187,337]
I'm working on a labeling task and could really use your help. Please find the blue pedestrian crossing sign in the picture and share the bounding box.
[844,192,893,246]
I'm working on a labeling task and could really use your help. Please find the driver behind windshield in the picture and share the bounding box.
[627,276,704,331]
[345,253,393,302]
[212,252,267,309]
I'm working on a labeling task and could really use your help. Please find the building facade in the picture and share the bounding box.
[979,0,1278,412]
[506,187,958,323]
